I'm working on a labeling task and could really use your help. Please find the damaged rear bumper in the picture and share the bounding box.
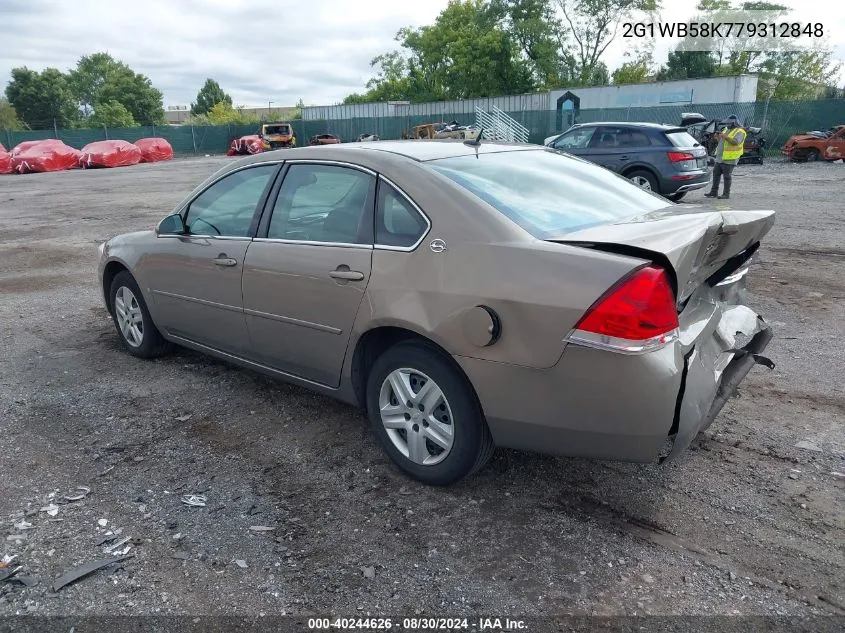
[663,309,774,463]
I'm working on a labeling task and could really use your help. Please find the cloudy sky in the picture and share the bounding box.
[1,0,843,109]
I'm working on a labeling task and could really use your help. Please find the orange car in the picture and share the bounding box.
[781,125,845,162]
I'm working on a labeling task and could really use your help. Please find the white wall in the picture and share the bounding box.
[549,75,758,110]
[302,76,758,121]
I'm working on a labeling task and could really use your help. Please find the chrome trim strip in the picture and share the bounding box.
[674,181,708,193]
[151,289,242,314]
[374,174,432,253]
[166,334,336,390]
[155,234,253,241]
[252,238,372,249]
[243,308,342,334]
[283,159,377,177]
[563,328,678,355]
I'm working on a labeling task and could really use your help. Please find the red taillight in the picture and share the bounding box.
[574,266,678,341]
[667,151,695,162]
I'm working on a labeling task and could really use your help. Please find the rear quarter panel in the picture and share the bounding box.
[348,162,646,370]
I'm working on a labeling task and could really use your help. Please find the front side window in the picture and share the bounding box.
[376,182,428,248]
[185,165,276,237]
[553,127,595,150]
[267,164,374,244]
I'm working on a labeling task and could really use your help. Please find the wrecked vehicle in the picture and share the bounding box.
[309,134,341,145]
[404,122,481,141]
[357,133,380,142]
[226,135,264,156]
[681,113,766,164]
[260,122,296,149]
[781,125,845,162]
[97,140,775,485]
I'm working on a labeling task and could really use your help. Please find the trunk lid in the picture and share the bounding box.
[550,207,775,308]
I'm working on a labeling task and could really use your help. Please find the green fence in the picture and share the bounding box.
[2,99,842,156]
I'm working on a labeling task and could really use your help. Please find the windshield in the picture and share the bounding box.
[264,125,289,135]
[427,149,672,238]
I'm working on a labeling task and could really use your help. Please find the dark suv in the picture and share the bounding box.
[545,122,709,201]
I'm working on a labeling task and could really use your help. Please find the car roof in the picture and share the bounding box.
[254,139,542,163]
[572,122,679,131]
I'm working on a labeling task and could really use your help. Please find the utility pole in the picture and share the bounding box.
[268,101,273,120]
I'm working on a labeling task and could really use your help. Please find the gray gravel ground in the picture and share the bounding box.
[0,156,843,619]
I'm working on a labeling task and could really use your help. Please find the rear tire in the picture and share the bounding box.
[109,271,171,359]
[628,169,659,193]
[366,341,493,485]
[806,148,821,162]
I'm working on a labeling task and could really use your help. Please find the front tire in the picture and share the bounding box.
[366,342,493,485]
[109,271,171,359]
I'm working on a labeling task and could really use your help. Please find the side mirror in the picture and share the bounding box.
[156,213,187,236]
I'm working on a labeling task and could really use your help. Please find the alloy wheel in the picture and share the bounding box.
[630,175,652,190]
[114,286,144,347]
[378,368,455,466]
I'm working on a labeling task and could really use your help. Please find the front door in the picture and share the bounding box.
[147,164,278,355]
[241,162,376,386]
[550,126,596,159]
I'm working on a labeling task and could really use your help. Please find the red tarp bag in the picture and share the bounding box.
[135,137,174,162]
[227,135,263,156]
[79,140,142,168]
[0,149,11,175]
[12,139,81,174]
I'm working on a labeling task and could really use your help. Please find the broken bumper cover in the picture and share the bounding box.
[663,312,774,463]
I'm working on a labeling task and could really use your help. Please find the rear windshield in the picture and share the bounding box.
[427,149,671,238]
[666,131,701,148]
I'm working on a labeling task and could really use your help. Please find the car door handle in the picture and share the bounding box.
[329,269,364,281]
[212,256,238,267]
[619,155,630,160]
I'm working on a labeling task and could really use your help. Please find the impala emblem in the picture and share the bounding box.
[429,238,447,253]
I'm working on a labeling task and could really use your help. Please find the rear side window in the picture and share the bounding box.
[666,131,701,148]
[428,150,671,238]
[592,127,653,148]
[376,182,428,248]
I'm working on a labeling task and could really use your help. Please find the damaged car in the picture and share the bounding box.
[781,124,845,162]
[97,140,775,485]
[681,112,767,164]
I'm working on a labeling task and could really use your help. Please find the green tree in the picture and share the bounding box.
[69,52,121,115]
[191,79,233,116]
[0,99,25,130]
[488,0,564,87]
[555,0,661,85]
[756,50,844,100]
[88,100,137,128]
[655,50,716,81]
[205,102,259,125]
[98,70,165,124]
[5,67,78,129]
[343,0,534,103]
[68,53,165,124]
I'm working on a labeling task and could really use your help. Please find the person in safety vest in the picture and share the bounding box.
[705,114,745,200]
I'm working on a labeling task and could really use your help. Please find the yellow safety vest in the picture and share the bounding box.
[721,126,745,161]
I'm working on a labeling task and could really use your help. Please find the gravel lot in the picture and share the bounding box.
[0,156,843,619]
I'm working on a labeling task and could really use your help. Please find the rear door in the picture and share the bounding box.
[241,161,376,387]
[585,126,653,173]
